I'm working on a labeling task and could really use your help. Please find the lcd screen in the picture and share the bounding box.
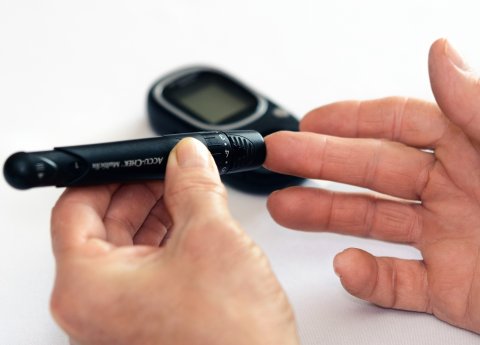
[165,73,257,124]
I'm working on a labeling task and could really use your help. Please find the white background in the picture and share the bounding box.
[1,1,480,344]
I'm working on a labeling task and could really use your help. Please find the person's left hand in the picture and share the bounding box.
[264,39,480,334]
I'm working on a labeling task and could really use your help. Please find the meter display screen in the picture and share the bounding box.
[164,72,257,124]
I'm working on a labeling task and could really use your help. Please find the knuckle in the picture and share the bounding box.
[168,172,227,205]
[179,219,251,263]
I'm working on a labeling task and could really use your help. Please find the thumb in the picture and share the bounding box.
[164,137,231,237]
[429,38,480,141]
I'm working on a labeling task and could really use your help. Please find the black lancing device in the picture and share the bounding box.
[3,131,265,190]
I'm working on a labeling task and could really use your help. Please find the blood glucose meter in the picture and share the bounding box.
[147,66,304,194]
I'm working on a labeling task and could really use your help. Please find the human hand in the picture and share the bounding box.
[265,39,480,333]
[50,138,299,345]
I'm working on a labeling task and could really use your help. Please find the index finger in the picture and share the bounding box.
[301,98,448,148]
[51,184,119,256]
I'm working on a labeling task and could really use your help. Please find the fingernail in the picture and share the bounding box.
[174,138,210,168]
[333,250,348,278]
[333,254,342,278]
[269,190,279,198]
[444,40,469,71]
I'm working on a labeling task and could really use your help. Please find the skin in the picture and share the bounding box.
[265,38,480,333]
[50,139,299,345]
[50,38,480,344]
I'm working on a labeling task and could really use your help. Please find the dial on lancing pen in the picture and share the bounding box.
[3,130,266,190]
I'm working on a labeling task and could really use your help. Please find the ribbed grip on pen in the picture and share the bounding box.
[229,134,255,170]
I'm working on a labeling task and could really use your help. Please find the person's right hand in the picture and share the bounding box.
[50,138,299,345]
[265,39,480,334]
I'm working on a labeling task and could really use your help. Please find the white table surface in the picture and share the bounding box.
[1,1,479,344]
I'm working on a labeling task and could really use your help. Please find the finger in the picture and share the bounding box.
[103,182,164,246]
[133,199,171,246]
[301,97,447,149]
[264,131,435,200]
[51,184,119,256]
[267,187,422,244]
[164,138,234,244]
[334,248,430,313]
[428,39,480,197]
[429,38,480,143]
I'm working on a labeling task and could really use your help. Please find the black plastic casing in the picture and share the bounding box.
[4,131,265,190]
[147,66,304,194]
